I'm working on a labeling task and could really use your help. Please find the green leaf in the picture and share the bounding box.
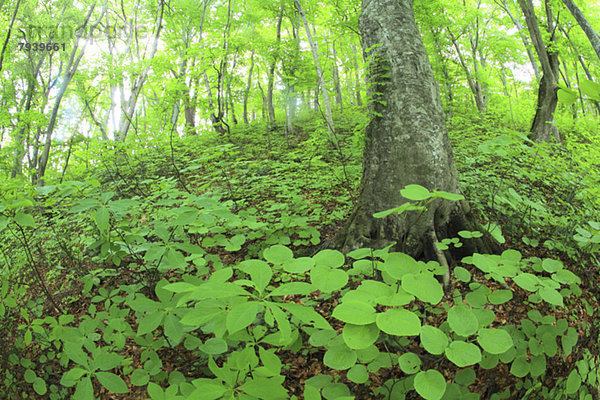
[414,370,446,400]
[310,265,348,293]
[401,272,443,304]
[542,259,563,273]
[565,369,582,394]
[513,273,540,291]
[558,88,578,105]
[398,352,421,374]
[74,376,94,400]
[200,338,228,355]
[323,345,357,370]
[282,257,315,273]
[445,341,482,367]
[313,249,345,268]
[24,369,36,383]
[281,302,332,330]
[61,368,88,387]
[342,323,380,350]
[580,79,600,100]
[432,190,464,201]
[454,368,476,386]
[226,301,259,334]
[454,266,471,283]
[420,325,449,355]
[538,287,563,307]
[376,309,421,336]
[269,282,314,297]
[487,289,513,305]
[96,372,128,393]
[263,245,294,264]
[401,184,432,201]
[332,301,376,325]
[131,369,150,386]
[94,207,110,234]
[240,260,273,294]
[510,356,530,378]
[383,252,420,281]
[477,328,513,354]
[33,377,47,395]
[15,212,35,227]
[188,381,228,400]
[447,305,478,337]
[137,310,164,336]
[347,364,369,384]
[239,376,289,399]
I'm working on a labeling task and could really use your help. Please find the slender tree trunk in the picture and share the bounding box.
[561,0,600,60]
[243,50,255,124]
[334,0,498,261]
[37,1,107,184]
[517,0,560,142]
[295,0,337,144]
[267,7,284,128]
[331,40,343,112]
[498,0,541,80]
[350,44,363,107]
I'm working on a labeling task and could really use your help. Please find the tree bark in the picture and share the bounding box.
[561,0,600,60]
[295,0,337,144]
[333,0,498,260]
[266,7,284,128]
[517,0,560,142]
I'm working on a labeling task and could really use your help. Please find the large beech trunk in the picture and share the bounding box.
[333,0,498,261]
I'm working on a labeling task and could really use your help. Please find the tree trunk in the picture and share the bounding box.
[517,0,560,142]
[561,0,600,60]
[333,0,497,260]
[243,50,255,124]
[295,0,337,144]
[331,40,343,111]
[350,44,363,107]
[267,7,284,127]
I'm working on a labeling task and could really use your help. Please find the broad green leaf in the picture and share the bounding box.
[310,265,348,293]
[263,245,294,264]
[477,328,513,354]
[137,310,164,336]
[538,287,563,307]
[60,368,88,387]
[401,272,443,304]
[454,266,471,282]
[33,377,47,395]
[445,341,482,367]
[510,356,530,378]
[558,88,578,105]
[240,259,273,294]
[332,301,376,325]
[401,184,432,201]
[447,305,478,337]
[398,352,421,374]
[513,273,540,291]
[282,257,315,273]
[281,303,332,330]
[313,249,345,268]
[342,323,380,350]
[565,369,581,394]
[580,79,600,100]
[269,282,314,297]
[347,364,369,384]
[383,252,420,281]
[420,325,448,355]
[376,309,421,336]
[432,190,464,201]
[323,345,357,370]
[200,338,228,355]
[226,301,259,334]
[266,303,292,343]
[15,212,35,227]
[74,376,94,400]
[96,372,128,393]
[487,289,513,305]
[131,369,150,386]
[414,370,446,400]
[188,381,228,400]
[94,207,109,233]
[542,259,563,273]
